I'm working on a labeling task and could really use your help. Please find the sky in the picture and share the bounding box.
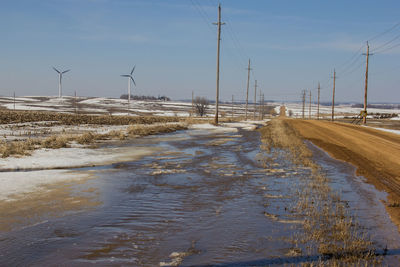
[1,0,400,103]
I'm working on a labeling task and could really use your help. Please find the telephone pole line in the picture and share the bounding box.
[213,3,225,125]
[259,89,262,120]
[309,90,312,119]
[245,59,252,120]
[302,90,306,119]
[362,41,373,124]
[317,82,320,120]
[253,80,257,120]
[331,69,336,121]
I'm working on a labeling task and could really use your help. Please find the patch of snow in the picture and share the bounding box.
[0,146,160,171]
[189,123,238,133]
[0,170,90,201]
[364,126,400,135]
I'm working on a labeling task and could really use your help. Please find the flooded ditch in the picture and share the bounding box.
[1,123,400,266]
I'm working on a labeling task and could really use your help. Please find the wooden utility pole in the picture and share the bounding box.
[253,80,257,120]
[213,4,225,125]
[363,41,372,124]
[245,59,251,120]
[191,91,194,117]
[331,69,336,121]
[302,90,306,119]
[309,90,312,119]
[317,82,320,120]
[231,94,234,118]
[259,89,262,120]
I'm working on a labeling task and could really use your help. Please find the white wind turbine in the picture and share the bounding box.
[121,66,136,104]
[53,67,70,98]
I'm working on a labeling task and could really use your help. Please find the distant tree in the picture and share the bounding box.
[120,94,170,101]
[159,96,170,101]
[120,94,133,100]
[194,96,209,117]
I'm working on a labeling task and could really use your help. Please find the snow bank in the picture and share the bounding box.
[189,123,238,133]
[0,170,91,201]
[0,146,160,171]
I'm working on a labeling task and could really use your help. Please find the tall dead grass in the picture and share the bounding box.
[0,123,188,158]
[259,119,377,264]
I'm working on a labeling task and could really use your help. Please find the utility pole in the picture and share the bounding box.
[253,80,257,120]
[302,90,306,119]
[362,41,373,124]
[213,4,225,125]
[317,82,320,120]
[245,59,252,120]
[231,94,234,118]
[332,69,336,121]
[259,90,262,120]
[309,90,312,119]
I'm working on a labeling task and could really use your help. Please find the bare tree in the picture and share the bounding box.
[194,96,209,117]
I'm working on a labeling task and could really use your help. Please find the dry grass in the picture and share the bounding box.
[0,123,188,158]
[259,119,377,264]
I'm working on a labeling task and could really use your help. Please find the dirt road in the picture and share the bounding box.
[285,119,400,228]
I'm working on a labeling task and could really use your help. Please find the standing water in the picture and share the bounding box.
[1,124,400,266]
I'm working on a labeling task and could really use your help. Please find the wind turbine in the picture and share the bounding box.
[121,66,136,104]
[53,67,70,98]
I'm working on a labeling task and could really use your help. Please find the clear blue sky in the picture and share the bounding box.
[1,0,400,103]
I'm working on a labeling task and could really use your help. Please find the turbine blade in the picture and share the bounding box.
[131,65,135,75]
[121,75,130,77]
[62,69,70,74]
[131,77,136,86]
[53,67,60,73]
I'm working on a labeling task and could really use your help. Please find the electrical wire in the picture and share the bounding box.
[367,21,400,42]
[371,33,400,53]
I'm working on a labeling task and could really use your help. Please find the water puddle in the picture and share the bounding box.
[1,125,399,266]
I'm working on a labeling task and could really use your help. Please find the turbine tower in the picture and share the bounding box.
[121,66,136,104]
[53,67,70,98]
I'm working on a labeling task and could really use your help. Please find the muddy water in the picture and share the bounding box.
[1,127,400,266]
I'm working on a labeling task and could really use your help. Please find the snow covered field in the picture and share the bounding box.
[0,95,398,202]
[0,96,247,117]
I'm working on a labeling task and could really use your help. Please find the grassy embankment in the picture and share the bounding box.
[259,119,379,264]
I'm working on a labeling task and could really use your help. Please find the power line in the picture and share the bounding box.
[337,54,363,74]
[340,60,366,78]
[371,33,400,53]
[374,41,400,54]
[336,46,364,72]
[190,0,214,33]
[367,21,400,42]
